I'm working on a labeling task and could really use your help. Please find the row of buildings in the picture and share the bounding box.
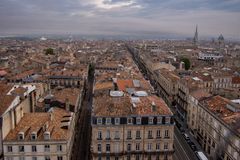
[127,40,240,160]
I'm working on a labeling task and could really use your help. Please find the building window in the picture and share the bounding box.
[106,144,110,152]
[136,117,141,124]
[156,155,160,160]
[127,144,131,151]
[136,130,141,139]
[31,133,37,140]
[148,130,153,139]
[32,145,37,152]
[115,131,120,139]
[7,146,12,152]
[148,117,154,124]
[136,155,140,160]
[57,157,63,160]
[19,146,24,152]
[147,155,151,160]
[45,156,50,160]
[127,130,132,139]
[127,155,131,160]
[19,157,25,160]
[127,118,133,124]
[18,133,24,140]
[106,130,111,140]
[115,156,119,160]
[147,143,152,151]
[32,157,37,160]
[44,132,50,140]
[97,118,102,125]
[57,145,62,152]
[164,143,168,150]
[97,144,101,152]
[106,156,110,160]
[97,131,102,140]
[106,118,111,125]
[156,130,161,138]
[157,117,162,124]
[44,145,50,152]
[164,130,169,138]
[136,143,140,151]
[156,143,160,151]
[165,117,171,124]
[115,118,120,125]
[164,154,168,160]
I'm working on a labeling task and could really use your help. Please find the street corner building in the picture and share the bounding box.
[2,107,75,160]
[91,89,175,160]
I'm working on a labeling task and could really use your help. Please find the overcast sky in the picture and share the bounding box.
[0,0,240,39]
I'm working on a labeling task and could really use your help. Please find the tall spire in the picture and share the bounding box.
[193,25,198,45]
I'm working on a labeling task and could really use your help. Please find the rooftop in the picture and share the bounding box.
[93,94,172,117]
[201,96,240,133]
[5,107,73,141]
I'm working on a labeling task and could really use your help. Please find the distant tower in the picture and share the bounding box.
[218,34,224,47]
[193,25,198,45]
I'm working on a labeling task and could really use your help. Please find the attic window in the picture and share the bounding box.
[44,132,50,140]
[97,118,102,125]
[31,132,37,140]
[127,118,133,124]
[106,118,111,125]
[148,117,154,124]
[18,132,24,140]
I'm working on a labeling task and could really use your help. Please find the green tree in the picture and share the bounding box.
[181,58,191,70]
[45,48,54,55]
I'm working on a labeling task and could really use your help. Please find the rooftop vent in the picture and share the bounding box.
[110,91,124,97]
[134,91,148,97]
[151,101,156,112]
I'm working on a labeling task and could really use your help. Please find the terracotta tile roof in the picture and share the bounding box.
[93,95,172,117]
[52,88,80,106]
[94,82,114,91]
[116,79,133,91]
[5,107,73,141]
[202,96,240,132]
[0,83,15,115]
[232,76,240,84]
[190,90,211,100]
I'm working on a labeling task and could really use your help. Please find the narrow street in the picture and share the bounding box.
[126,45,198,160]
[71,65,94,160]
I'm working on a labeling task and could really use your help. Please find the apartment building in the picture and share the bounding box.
[187,90,211,135]
[3,107,75,160]
[153,69,179,107]
[196,96,240,160]
[0,84,36,158]
[91,89,174,160]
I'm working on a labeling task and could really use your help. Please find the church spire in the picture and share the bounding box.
[193,25,198,45]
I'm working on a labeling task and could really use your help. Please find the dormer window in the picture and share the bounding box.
[148,117,154,124]
[157,117,162,124]
[97,118,102,125]
[127,118,133,124]
[136,117,141,125]
[106,118,111,125]
[31,132,37,140]
[44,132,50,140]
[115,118,120,125]
[18,132,24,140]
[165,117,171,124]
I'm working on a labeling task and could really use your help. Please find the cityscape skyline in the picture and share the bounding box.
[0,0,240,39]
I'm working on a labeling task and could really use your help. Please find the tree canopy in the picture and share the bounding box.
[45,48,54,55]
[181,58,191,70]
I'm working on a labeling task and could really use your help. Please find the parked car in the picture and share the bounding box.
[183,133,190,141]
